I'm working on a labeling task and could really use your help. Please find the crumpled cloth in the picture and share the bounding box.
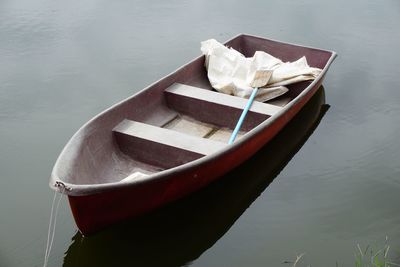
[200,39,322,102]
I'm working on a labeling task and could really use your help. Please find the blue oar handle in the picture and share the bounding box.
[228,88,258,144]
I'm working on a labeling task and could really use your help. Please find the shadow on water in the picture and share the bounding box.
[63,87,330,267]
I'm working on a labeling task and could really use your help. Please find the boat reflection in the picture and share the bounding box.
[63,86,329,267]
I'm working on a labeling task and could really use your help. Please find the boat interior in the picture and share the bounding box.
[57,35,333,186]
[113,83,283,171]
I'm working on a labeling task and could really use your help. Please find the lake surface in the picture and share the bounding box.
[1,0,400,266]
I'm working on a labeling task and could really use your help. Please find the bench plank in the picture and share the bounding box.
[165,83,282,116]
[164,83,282,131]
[113,119,226,168]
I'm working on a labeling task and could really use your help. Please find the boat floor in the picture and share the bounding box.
[163,115,246,142]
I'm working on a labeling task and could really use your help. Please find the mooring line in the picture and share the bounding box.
[43,187,65,267]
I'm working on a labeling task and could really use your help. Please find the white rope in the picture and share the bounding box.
[43,187,64,267]
[44,191,57,266]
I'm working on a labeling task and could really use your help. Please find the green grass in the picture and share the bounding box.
[284,237,399,267]
[354,237,399,267]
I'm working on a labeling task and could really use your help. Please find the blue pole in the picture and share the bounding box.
[228,88,258,144]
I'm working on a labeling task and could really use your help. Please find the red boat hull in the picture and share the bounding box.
[51,34,336,235]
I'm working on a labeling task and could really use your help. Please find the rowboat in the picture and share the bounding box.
[50,34,336,235]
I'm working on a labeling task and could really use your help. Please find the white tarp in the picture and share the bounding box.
[200,39,322,102]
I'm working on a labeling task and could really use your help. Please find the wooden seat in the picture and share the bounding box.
[165,83,282,115]
[164,83,282,131]
[113,119,226,169]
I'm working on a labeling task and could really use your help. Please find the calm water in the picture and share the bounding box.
[1,0,400,266]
